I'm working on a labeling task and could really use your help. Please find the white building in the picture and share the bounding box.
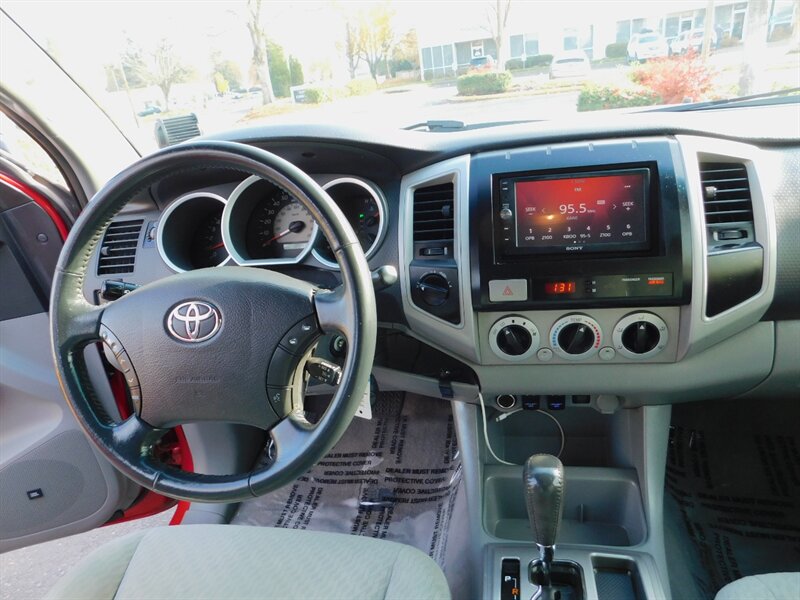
[416,0,797,80]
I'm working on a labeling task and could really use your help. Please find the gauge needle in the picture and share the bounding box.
[206,241,225,251]
[262,220,306,246]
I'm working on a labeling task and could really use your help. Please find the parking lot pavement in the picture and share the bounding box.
[0,508,175,600]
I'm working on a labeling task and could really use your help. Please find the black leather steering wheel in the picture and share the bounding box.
[50,141,376,502]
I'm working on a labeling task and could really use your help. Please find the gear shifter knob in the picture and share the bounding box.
[523,454,565,548]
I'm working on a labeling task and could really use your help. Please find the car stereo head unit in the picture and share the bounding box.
[469,139,691,310]
[496,168,651,257]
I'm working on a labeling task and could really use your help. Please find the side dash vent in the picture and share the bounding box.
[699,162,753,225]
[97,219,143,275]
[412,182,454,260]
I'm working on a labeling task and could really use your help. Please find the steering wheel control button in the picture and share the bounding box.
[536,347,554,362]
[99,325,124,356]
[166,300,222,343]
[267,386,292,414]
[613,312,669,359]
[599,346,616,361]
[489,316,539,361]
[279,316,319,356]
[550,314,602,360]
[488,279,528,303]
[267,347,299,387]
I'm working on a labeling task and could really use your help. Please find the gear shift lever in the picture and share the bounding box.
[523,454,565,587]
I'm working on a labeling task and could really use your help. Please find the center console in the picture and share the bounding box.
[399,135,777,600]
[469,138,691,366]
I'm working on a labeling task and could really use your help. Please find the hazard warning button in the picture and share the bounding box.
[488,279,528,302]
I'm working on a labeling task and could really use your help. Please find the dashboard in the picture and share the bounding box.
[83,103,800,409]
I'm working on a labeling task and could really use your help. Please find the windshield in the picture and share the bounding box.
[4,0,799,152]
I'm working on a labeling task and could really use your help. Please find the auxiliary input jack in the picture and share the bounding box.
[496,394,517,410]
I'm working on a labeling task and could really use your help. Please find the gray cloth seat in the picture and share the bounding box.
[45,524,451,600]
[714,573,800,600]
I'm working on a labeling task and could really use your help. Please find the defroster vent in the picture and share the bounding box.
[97,219,143,275]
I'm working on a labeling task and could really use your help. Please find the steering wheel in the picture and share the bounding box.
[50,141,376,502]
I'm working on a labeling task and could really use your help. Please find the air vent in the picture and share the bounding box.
[97,219,143,275]
[413,182,454,243]
[699,162,753,225]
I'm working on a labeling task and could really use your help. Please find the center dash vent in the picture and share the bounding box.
[699,162,753,225]
[412,182,454,244]
[97,219,143,275]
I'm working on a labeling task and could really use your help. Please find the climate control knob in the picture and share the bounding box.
[489,316,540,361]
[550,315,602,360]
[415,272,450,307]
[497,325,533,356]
[613,313,668,359]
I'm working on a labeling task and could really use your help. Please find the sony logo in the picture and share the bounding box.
[565,246,584,251]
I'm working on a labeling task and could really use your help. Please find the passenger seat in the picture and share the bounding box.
[715,573,800,600]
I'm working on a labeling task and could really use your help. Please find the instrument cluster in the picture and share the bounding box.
[157,175,387,272]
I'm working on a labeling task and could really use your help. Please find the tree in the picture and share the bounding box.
[289,56,304,87]
[267,40,291,97]
[150,39,190,108]
[214,59,243,91]
[484,0,512,71]
[738,0,770,96]
[700,0,716,58]
[391,29,420,74]
[245,0,276,105]
[213,72,230,95]
[342,21,361,80]
[353,4,395,83]
[118,38,148,89]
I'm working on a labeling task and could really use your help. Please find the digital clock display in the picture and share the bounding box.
[510,170,649,254]
[545,281,576,295]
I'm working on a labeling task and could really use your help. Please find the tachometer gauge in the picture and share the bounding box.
[158,192,229,272]
[313,178,386,268]
[246,189,315,261]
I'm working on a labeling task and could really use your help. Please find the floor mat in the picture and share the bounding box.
[233,392,463,569]
[664,398,800,600]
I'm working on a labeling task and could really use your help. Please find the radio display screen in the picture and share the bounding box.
[506,169,650,254]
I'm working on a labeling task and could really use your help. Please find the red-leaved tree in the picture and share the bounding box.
[631,51,716,104]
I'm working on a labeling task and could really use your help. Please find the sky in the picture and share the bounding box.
[4,0,787,95]
[3,1,420,89]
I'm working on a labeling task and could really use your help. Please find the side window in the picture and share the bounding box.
[0,111,68,190]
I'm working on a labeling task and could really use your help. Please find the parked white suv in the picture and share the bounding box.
[669,29,717,55]
[627,32,669,62]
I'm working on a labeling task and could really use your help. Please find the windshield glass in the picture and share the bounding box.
[4,0,799,152]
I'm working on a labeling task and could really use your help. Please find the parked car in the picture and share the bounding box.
[136,104,161,117]
[469,55,495,72]
[627,32,669,62]
[548,50,591,79]
[669,28,717,55]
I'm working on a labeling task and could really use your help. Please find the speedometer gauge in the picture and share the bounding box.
[222,176,319,266]
[246,190,315,261]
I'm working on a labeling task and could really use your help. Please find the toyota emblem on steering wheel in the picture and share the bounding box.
[167,301,222,342]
